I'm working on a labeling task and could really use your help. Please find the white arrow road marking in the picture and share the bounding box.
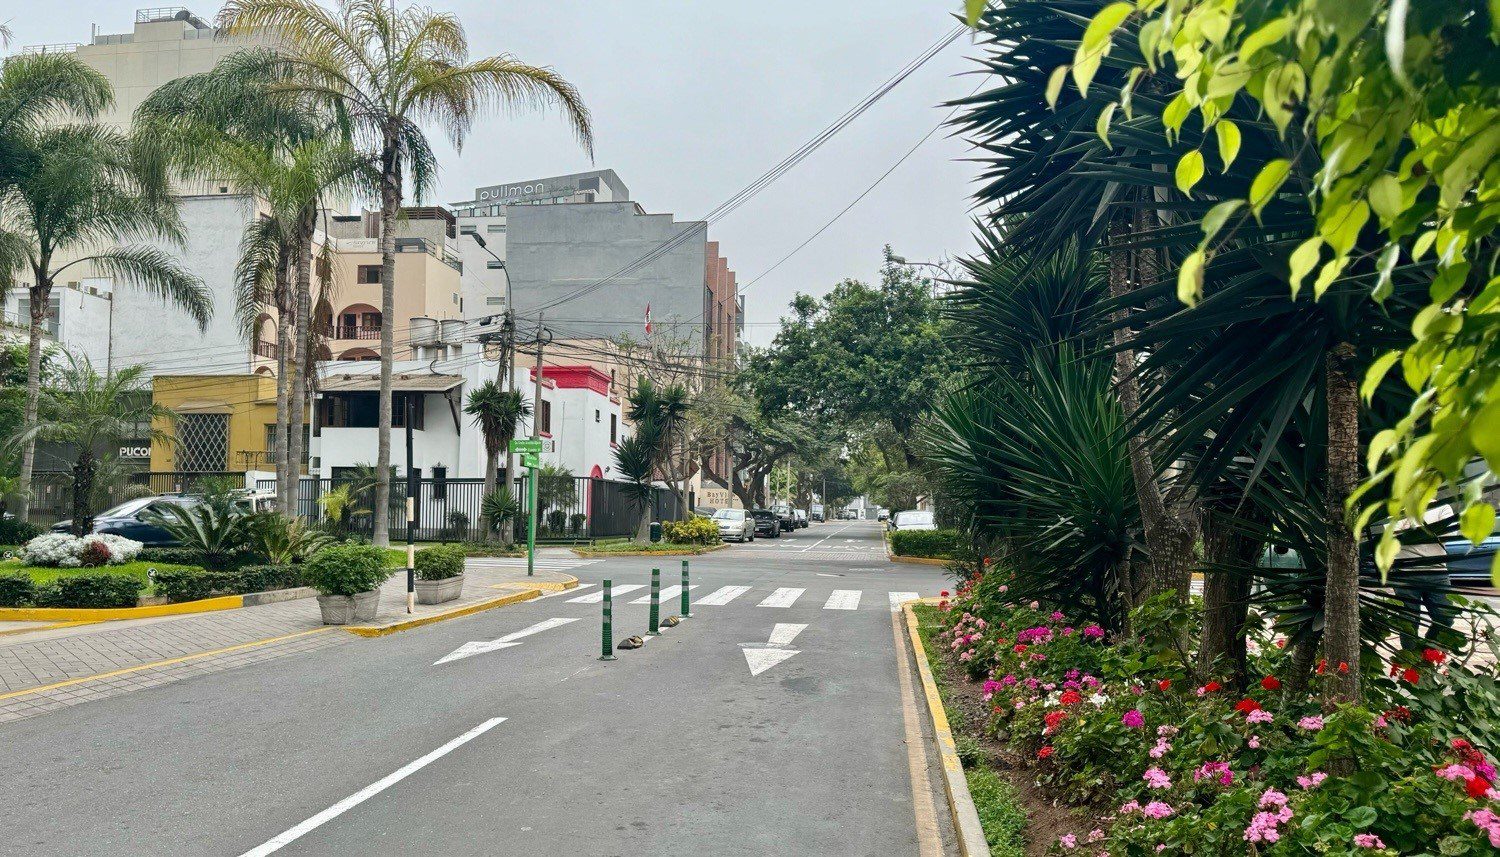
[567,584,643,603]
[628,584,698,605]
[823,590,861,610]
[757,587,805,608]
[695,585,750,606]
[237,717,506,857]
[888,592,919,612]
[434,617,580,665]
[741,623,807,675]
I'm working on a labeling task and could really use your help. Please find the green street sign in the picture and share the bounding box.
[521,454,540,468]
[510,439,543,454]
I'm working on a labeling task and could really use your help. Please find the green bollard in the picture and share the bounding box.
[647,567,661,635]
[599,579,616,661]
[681,560,691,618]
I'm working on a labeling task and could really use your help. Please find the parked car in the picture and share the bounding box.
[712,508,755,543]
[771,504,797,533]
[1442,535,1499,584]
[877,509,889,522]
[794,509,808,528]
[892,510,937,532]
[750,509,782,538]
[50,491,274,546]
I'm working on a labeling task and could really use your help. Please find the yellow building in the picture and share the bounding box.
[150,374,303,474]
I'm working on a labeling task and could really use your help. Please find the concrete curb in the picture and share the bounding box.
[902,599,990,857]
[0,594,245,623]
[569,542,729,558]
[342,574,580,638]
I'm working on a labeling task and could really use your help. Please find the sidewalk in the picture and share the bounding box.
[0,561,573,724]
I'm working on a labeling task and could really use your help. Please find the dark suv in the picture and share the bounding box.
[750,509,782,538]
[771,505,797,533]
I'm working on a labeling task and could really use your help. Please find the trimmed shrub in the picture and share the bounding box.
[413,545,465,581]
[0,571,38,607]
[151,567,216,603]
[661,517,721,545]
[890,528,960,558]
[36,572,145,608]
[152,564,304,603]
[136,547,209,566]
[21,533,142,567]
[303,544,390,597]
[0,518,42,546]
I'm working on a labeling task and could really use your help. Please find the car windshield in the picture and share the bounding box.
[897,511,934,526]
[713,509,745,521]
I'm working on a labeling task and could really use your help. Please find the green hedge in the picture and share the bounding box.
[890,528,961,558]
[303,544,390,597]
[0,519,41,546]
[661,517,721,545]
[36,572,145,608]
[0,571,37,607]
[136,547,266,570]
[414,545,465,581]
[152,565,304,603]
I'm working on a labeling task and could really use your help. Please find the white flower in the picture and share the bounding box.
[1045,691,1062,706]
[1089,692,1109,707]
[19,532,140,567]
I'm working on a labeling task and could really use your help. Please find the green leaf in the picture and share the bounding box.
[964,0,988,26]
[1375,527,1400,572]
[1096,102,1117,148]
[1240,16,1293,61]
[1162,92,1191,143]
[1249,158,1292,218]
[1201,199,1244,243]
[1082,2,1135,52]
[1439,124,1500,214]
[1215,120,1241,172]
[1120,67,1144,119]
[1312,257,1347,300]
[1368,174,1402,222]
[1175,150,1205,195]
[1287,236,1322,298]
[1372,243,1400,302]
[1262,63,1306,134]
[1178,249,1206,306]
[1461,503,1496,546]
[1472,399,1500,472]
[1046,64,1070,110]
[1361,351,1400,403]
[1322,200,1371,255]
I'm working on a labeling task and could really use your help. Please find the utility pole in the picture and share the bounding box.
[525,314,550,578]
[404,393,416,613]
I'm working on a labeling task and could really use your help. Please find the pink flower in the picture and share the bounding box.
[1296,772,1327,790]
[1353,833,1385,849]
[1118,800,1140,815]
[982,679,1001,700]
[1247,709,1274,725]
[1122,709,1145,729]
[1140,801,1174,820]
[1466,808,1500,848]
[1247,735,1261,749]
[1051,611,1066,621]
[997,584,1008,593]
[1087,829,1105,843]
[1438,763,1477,782]
[1149,737,1172,758]
[1058,833,1078,849]
[1083,624,1105,639]
[1143,767,1173,789]
[1029,601,1040,609]
[1194,761,1234,786]
[1298,715,1324,731]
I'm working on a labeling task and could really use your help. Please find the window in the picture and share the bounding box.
[459,225,476,235]
[177,413,229,472]
[15,296,60,337]
[485,297,505,306]
[319,392,424,429]
[538,399,552,435]
[609,413,617,444]
[264,424,310,464]
[594,409,601,423]
[357,265,381,284]
[486,223,506,233]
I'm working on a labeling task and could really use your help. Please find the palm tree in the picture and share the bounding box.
[464,381,531,497]
[10,354,174,535]
[2,121,211,524]
[218,0,594,546]
[136,50,369,517]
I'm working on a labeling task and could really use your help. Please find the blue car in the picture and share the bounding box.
[1444,536,1500,584]
[50,493,272,546]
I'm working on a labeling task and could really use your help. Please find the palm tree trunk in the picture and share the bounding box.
[287,221,313,519]
[372,146,400,548]
[16,278,52,524]
[273,264,291,516]
[1323,342,1361,705]
[70,447,95,536]
[635,500,652,544]
[1200,506,1257,688]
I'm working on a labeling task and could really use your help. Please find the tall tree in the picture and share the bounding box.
[464,381,530,540]
[219,0,594,546]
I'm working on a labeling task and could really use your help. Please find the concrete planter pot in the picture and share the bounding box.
[414,574,464,605]
[317,589,381,625]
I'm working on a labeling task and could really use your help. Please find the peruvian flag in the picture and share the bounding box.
[644,303,653,336]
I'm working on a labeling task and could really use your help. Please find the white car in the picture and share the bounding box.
[891,510,937,531]
[712,508,755,542]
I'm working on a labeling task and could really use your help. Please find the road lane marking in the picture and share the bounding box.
[741,623,807,675]
[800,534,833,552]
[695,585,750,606]
[567,584,643,603]
[628,584,698,605]
[533,583,595,600]
[768,623,807,646]
[757,588,805,608]
[237,717,507,857]
[434,617,581,665]
[889,592,919,612]
[892,612,943,856]
[823,590,861,610]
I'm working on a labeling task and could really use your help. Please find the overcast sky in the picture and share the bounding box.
[15,1,983,347]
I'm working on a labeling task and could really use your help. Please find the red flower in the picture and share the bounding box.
[1013,644,1028,654]
[1044,710,1068,730]
[1423,648,1446,665]
[1260,676,1281,691]
[1389,663,1401,678]
[1316,659,1327,675]
[1037,745,1054,759]
[1385,705,1413,723]
[1466,776,1493,800]
[1158,679,1172,691]
[1337,662,1349,674]
[1059,690,1083,706]
[940,590,950,598]
[1402,667,1420,685]
[1234,698,1262,714]
[1204,681,1222,693]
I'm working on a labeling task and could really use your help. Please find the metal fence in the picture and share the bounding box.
[252,474,685,543]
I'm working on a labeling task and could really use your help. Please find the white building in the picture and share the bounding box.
[2,280,115,371]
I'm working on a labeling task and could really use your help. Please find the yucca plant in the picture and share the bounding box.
[480,487,519,538]
[251,512,334,565]
[145,502,255,570]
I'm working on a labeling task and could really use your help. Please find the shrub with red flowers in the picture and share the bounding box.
[930,589,1500,854]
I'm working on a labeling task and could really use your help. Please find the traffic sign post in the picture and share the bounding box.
[510,439,543,577]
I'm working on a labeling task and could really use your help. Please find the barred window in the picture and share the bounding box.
[177,413,228,472]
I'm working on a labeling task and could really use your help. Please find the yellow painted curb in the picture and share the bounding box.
[0,619,101,637]
[890,554,951,566]
[492,576,580,594]
[0,627,334,703]
[0,594,244,623]
[903,599,991,857]
[341,575,579,638]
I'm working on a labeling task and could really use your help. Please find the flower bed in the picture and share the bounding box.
[20,533,142,567]
[931,580,1500,854]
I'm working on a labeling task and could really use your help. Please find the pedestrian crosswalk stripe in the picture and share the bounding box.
[758,587,805,608]
[567,584,644,603]
[467,558,602,570]
[629,584,698,605]
[824,590,861,610]
[696,585,751,606]
[888,592,918,612]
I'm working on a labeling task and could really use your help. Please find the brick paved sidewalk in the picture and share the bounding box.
[0,562,573,724]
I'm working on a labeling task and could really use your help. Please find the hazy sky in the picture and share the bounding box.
[15,1,984,347]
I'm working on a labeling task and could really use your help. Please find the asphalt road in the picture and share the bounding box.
[0,520,952,856]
